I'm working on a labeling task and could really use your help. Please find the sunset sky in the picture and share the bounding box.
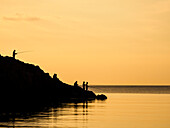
[0,0,170,85]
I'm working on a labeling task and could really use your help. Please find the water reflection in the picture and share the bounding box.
[2,93,169,128]
[0,100,96,128]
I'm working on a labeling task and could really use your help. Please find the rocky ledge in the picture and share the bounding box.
[0,55,107,104]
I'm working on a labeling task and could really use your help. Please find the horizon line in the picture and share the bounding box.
[90,85,170,86]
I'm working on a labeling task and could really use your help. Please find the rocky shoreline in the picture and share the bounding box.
[0,55,106,104]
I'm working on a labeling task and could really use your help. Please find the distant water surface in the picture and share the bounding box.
[1,86,170,128]
[90,85,170,94]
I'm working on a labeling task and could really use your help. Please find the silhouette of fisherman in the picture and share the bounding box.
[83,81,85,90]
[86,82,89,91]
[74,81,78,87]
[13,50,17,59]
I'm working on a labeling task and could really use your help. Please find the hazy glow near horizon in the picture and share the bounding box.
[0,0,170,85]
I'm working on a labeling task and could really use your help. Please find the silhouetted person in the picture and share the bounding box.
[74,81,78,87]
[53,73,60,84]
[86,82,88,91]
[53,74,57,79]
[13,50,17,59]
[83,81,85,90]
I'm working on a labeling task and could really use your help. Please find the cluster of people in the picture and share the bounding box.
[74,81,89,91]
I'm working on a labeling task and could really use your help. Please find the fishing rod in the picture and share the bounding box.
[17,51,33,54]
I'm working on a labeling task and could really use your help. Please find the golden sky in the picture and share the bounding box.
[0,0,170,85]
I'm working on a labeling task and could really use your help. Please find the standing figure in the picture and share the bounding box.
[13,50,17,59]
[83,81,85,90]
[74,81,78,87]
[86,82,88,91]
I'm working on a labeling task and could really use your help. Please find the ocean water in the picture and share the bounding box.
[1,86,170,128]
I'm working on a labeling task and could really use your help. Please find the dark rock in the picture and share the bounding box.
[0,55,102,103]
[96,94,107,100]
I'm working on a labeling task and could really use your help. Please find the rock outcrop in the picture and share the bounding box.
[0,55,97,103]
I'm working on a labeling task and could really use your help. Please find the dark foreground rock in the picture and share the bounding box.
[0,55,105,104]
[96,94,107,100]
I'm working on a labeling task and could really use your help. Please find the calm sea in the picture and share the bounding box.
[1,86,170,128]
